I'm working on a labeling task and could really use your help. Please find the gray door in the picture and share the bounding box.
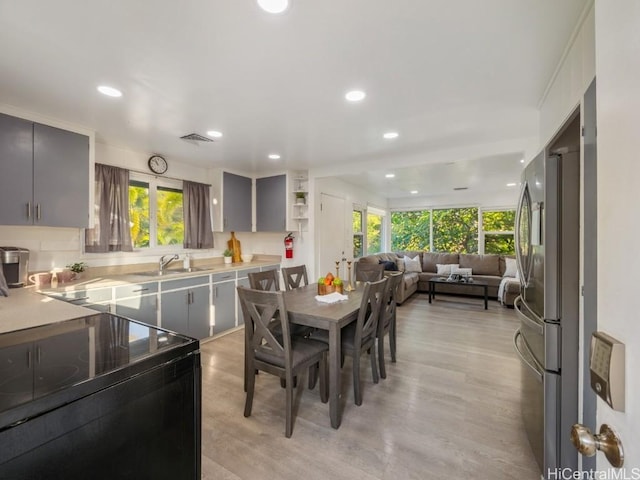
[213,280,236,334]
[223,172,252,232]
[161,290,189,335]
[0,113,33,225]
[188,285,211,340]
[256,174,286,231]
[116,295,158,326]
[33,123,89,227]
[581,78,597,473]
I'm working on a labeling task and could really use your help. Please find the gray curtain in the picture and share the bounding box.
[183,180,214,249]
[85,164,133,252]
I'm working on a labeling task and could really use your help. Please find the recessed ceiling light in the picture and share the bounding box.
[207,130,223,138]
[520,159,525,164]
[383,132,399,139]
[345,90,366,102]
[268,154,281,160]
[257,0,289,14]
[385,173,395,178]
[506,183,517,187]
[410,190,418,194]
[97,85,122,97]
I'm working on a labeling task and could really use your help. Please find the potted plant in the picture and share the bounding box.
[295,191,306,205]
[223,249,233,264]
[66,261,88,280]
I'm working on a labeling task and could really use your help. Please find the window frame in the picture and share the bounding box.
[352,206,364,259]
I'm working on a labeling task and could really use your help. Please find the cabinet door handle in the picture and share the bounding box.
[132,288,149,293]
[26,202,31,219]
[27,349,32,368]
[36,346,42,364]
[36,203,41,220]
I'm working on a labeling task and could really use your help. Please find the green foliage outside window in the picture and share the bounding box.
[129,182,184,248]
[367,213,382,254]
[391,211,431,251]
[129,182,150,248]
[432,207,478,253]
[157,187,184,246]
[483,210,516,254]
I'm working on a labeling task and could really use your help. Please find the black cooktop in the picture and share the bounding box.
[0,312,198,424]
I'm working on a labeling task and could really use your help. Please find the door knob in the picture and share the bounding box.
[571,424,624,468]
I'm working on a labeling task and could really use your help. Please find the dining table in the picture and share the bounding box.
[283,283,363,429]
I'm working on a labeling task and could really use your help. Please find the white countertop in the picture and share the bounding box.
[0,287,95,334]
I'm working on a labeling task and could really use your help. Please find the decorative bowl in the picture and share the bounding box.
[241,254,254,263]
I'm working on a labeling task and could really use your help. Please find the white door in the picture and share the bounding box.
[317,193,347,281]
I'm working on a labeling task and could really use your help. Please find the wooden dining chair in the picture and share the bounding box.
[238,287,328,438]
[377,272,403,379]
[281,265,309,290]
[355,262,384,282]
[313,277,388,406]
[248,269,280,292]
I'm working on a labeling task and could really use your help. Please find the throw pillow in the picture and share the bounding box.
[396,257,405,272]
[503,258,517,277]
[436,263,459,275]
[379,260,398,271]
[452,267,472,277]
[404,255,422,273]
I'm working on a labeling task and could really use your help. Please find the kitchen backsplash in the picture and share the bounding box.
[0,226,306,273]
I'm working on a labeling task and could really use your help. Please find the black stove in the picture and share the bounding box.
[0,312,201,479]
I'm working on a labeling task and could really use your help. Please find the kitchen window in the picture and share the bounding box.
[352,208,364,258]
[366,207,386,255]
[129,174,184,249]
[481,208,515,255]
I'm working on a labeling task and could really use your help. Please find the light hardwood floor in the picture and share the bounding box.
[199,293,540,480]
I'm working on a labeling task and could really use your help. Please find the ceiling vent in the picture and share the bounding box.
[453,187,468,191]
[180,133,214,142]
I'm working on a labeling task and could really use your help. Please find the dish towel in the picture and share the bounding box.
[315,292,349,304]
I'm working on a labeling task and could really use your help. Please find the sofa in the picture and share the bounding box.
[357,251,521,306]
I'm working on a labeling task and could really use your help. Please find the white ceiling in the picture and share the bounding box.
[0,0,588,199]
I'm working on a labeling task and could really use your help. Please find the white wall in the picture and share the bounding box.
[594,0,640,468]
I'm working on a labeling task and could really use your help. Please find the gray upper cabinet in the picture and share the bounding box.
[0,112,90,227]
[223,172,252,232]
[256,174,286,232]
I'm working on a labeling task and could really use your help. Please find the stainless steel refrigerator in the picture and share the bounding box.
[513,150,580,478]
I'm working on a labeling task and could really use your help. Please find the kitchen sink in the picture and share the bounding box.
[135,267,209,277]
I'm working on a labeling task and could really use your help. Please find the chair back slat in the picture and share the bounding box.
[381,272,403,330]
[248,270,280,292]
[355,277,387,346]
[281,265,309,290]
[355,263,384,282]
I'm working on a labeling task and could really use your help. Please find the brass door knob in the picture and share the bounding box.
[571,424,624,468]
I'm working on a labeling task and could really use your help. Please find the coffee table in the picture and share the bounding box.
[428,277,488,309]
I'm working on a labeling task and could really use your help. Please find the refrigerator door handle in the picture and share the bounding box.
[514,295,544,336]
[515,181,532,287]
[514,329,543,383]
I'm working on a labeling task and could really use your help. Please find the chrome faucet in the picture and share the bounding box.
[159,254,179,272]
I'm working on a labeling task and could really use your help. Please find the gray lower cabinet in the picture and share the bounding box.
[48,287,113,313]
[160,276,211,340]
[236,267,260,326]
[0,112,90,227]
[256,174,286,231]
[114,282,158,326]
[212,271,237,335]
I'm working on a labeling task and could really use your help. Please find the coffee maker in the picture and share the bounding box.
[0,247,30,287]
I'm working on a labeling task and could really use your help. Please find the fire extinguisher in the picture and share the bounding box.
[284,232,294,259]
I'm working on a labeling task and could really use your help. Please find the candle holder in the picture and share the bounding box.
[335,260,341,279]
[345,261,355,292]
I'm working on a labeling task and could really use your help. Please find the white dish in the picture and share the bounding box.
[241,254,254,263]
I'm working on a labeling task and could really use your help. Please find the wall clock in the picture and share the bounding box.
[148,155,168,174]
